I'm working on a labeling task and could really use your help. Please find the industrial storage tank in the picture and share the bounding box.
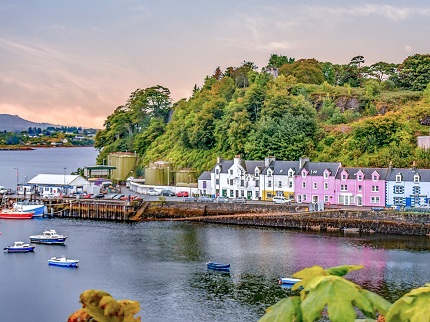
[108,152,137,182]
[175,169,197,185]
[144,168,166,186]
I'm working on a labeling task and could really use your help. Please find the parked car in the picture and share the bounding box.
[215,196,229,203]
[160,189,176,196]
[183,196,196,202]
[82,193,94,199]
[92,193,104,199]
[272,196,292,204]
[197,196,214,203]
[0,186,8,194]
[113,194,125,200]
[147,189,161,196]
[232,197,247,203]
[105,194,118,199]
[176,191,189,197]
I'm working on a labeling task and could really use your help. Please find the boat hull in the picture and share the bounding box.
[206,261,230,271]
[4,246,35,253]
[48,257,79,267]
[278,277,301,285]
[30,238,66,245]
[0,210,34,219]
[13,203,45,217]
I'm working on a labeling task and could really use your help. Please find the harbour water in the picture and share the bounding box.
[0,147,429,321]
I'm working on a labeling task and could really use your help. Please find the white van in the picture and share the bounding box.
[272,196,292,204]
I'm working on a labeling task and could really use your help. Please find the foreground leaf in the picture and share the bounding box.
[259,297,302,322]
[386,284,430,322]
[292,266,327,291]
[360,289,392,317]
[301,275,376,322]
[325,265,364,277]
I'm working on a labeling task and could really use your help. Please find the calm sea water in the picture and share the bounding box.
[0,148,429,322]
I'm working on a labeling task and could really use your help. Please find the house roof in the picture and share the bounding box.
[336,167,389,180]
[28,174,90,186]
[300,161,341,177]
[198,171,211,180]
[262,160,300,175]
[386,168,430,181]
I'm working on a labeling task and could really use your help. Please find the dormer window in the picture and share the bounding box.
[302,171,307,178]
[396,174,402,183]
[357,174,363,181]
[288,169,294,177]
[414,174,420,183]
[255,169,260,176]
[341,174,347,180]
[267,169,273,177]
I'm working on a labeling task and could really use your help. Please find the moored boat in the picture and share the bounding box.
[206,261,230,271]
[278,277,301,285]
[29,229,67,245]
[0,208,34,219]
[48,256,79,267]
[13,200,45,217]
[4,241,36,253]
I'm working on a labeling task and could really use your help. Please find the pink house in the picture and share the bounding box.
[334,168,388,207]
[295,161,341,204]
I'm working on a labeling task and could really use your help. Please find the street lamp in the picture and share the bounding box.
[63,167,67,195]
[13,167,19,195]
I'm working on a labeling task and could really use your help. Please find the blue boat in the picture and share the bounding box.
[206,261,230,271]
[48,256,79,267]
[278,277,301,286]
[13,200,45,217]
[29,229,67,245]
[4,241,36,253]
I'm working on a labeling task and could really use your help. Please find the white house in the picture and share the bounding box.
[28,174,90,196]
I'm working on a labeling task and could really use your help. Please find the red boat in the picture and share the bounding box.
[0,208,34,219]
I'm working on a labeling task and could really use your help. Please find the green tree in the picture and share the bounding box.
[397,54,430,91]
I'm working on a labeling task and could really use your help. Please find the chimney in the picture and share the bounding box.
[234,155,241,165]
[412,161,416,171]
[299,157,310,169]
[265,156,275,167]
[388,161,392,172]
[217,156,223,164]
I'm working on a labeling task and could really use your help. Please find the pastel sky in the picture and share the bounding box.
[1,1,430,129]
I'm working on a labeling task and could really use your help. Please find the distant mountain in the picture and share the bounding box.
[0,114,59,132]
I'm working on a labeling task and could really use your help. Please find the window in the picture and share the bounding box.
[288,180,293,188]
[278,181,282,188]
[255,180,259,187]
[267,180,272,187]
[215,179,219,185]
[215,169,219,174]
[414,174,420,183]
[393,197,403,205]
[240,180,244,187]
[313,182,317,189]
[393,186,404,194]
[358,185,362,192]
[324,195,329,202]
[371,185,379,192]
[203,181,207,188]
[302,182,306,189]
[370,196,380,204]
[372,175,378,181]
[229,170,233,175]
[357,174,363,181]
[340,184,347,191]
[324,182,328,190]
[323,172,328,179]
[341,174,347,180]
[267,170,272,177]
[229,179,234,185]
[229,190,234,197]
[255,169,259,176]
[396,174,402,182]
[302,171,307,178]
[413,186,420,195]
[303,194,307,201]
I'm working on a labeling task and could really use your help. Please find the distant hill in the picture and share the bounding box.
[0,114,59,132]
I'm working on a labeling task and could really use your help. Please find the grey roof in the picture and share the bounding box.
[386,168,430,182]
[262,160,301,175]
[198,171,211,180]
[244,161,265,173]
[336,167,389,180]
[299,161,341,177]
[212,160,234,173]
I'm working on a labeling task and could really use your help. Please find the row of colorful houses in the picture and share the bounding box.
[197,156,430,208]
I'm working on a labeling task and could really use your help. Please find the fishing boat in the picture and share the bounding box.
[206,261,230,271]
[48,256,79,267]
[29,229,67,245]
[4,241,36,253]
[13,200,45,217]
[0,208,34,219]
[278,277,301,286]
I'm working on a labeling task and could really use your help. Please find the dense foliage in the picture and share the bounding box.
[259,265,430,322]
[94,54,430,174]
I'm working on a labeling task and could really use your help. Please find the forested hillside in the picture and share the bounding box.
[95,54,430,176]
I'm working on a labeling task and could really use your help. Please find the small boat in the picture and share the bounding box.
[4,241,36,253]
[48,256,79,267]
[278,277,301,285]
[13,200,45,217]
[29,229,67,245]
[206,261,230,271]
[0,208,34,219]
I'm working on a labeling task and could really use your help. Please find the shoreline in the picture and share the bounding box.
[0,145,94,150]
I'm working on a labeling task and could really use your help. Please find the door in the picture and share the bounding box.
[356,196,362,206]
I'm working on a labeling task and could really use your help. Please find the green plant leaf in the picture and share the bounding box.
[258,297,302,322]
[300,275,376,322]
[386,284,430,322]
[325,265,364,277]
[360,289,392,316]
[292,266,327,291]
